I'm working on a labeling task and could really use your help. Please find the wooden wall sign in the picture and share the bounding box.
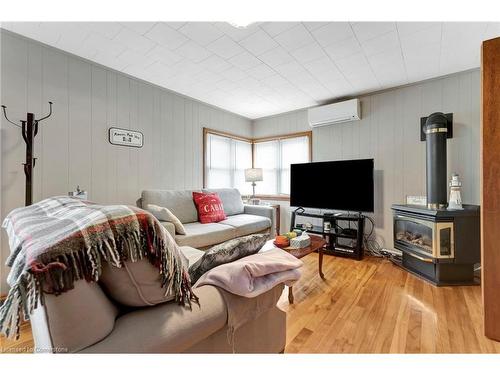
[481,36,500,342]
[108,127,143,148]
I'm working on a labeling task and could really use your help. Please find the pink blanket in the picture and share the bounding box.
[194,247,303,298]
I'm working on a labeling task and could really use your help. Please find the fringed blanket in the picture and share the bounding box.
[0,196,197,340]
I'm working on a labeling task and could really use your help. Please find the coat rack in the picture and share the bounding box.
[2,102,53,206]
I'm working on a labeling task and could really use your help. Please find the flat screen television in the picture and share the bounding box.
[290,158,374,212]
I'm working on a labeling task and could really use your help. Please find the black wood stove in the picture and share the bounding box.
[391,112,480,286]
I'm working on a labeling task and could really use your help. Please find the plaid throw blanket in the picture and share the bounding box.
[0,196,197,340]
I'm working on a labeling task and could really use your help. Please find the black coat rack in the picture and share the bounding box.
[2,102,53,206]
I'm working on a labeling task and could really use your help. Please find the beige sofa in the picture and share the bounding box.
[28,189,284,353]
[29,246,286,353]
[139,188,276,248]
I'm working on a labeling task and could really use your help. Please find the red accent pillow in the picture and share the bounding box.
[192,192,227,224]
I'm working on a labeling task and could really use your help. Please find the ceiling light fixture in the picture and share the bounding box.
[228,21,254,29]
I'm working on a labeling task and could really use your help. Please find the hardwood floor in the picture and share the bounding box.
[2,254,500,353]
[278,254,500,353]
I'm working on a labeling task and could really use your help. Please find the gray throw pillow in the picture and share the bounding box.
[189,234,269,284]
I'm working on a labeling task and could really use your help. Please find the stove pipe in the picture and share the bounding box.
[425,112,448,210]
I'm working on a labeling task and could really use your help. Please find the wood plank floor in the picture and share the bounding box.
[278,254,500,353]
[2,254,500,353]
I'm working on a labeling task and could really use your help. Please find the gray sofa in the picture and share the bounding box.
[139,188,275,248]
[29,245,286,353]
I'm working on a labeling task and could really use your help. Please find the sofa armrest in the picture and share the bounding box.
[160,221,176,238]
[243,205,275,236]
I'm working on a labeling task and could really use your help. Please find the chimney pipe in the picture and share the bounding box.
[425,112,449,210]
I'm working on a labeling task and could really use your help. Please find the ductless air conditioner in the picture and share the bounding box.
[308,99,361,128]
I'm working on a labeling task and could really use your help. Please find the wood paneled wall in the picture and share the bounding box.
[0,30,252,293]
[253,70,481,248]
[481,37,500,341]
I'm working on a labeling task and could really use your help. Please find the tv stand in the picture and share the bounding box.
[290,208,366,260]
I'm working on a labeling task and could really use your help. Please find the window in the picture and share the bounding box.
[203,128,311,199]
[254,133,311,196]
[204,129,252,195]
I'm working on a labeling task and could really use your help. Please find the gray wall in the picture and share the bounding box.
[0,30,252,294]
[253,70,481,248]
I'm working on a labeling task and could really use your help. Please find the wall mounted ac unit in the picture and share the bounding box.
[308,98,361,127]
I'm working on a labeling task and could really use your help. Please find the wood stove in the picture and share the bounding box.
[391,111,480,286]
[392,204,480,285]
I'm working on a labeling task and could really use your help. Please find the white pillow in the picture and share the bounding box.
[146,204,186,235]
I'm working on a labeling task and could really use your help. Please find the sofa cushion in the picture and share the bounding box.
[189,234,269,284]
[219,214,271,237]
[142,190,199,224]
[80,285,227,353]
[192,192,227,223]
[31,280,119,353]
[146,204,186,234]
[175,222,235,248]
[203,188,244,216]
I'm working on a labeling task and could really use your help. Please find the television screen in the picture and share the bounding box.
[290,159,374,212]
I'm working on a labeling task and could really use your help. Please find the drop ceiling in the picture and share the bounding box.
[2,22,499,119]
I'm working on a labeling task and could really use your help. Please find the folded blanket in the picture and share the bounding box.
[0,196,197,340]
[194,247,303,298]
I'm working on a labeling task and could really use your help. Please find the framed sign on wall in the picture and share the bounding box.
[108,127,143,148]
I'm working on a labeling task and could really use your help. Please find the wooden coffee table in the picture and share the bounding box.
[281,235,326,304]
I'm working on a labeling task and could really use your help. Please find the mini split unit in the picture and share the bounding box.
[308,98,361,127]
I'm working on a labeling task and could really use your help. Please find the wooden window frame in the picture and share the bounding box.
[203,128,312,201]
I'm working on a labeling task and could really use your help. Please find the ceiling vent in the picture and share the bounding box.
[308,99,361,128]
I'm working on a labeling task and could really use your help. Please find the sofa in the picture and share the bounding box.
[29,245,286,353]
[138,188,276,248]
[28,189,285,353]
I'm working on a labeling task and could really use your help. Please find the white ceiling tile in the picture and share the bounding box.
[206,35,245,59]
[246,64,276,80]
[239,29,279,56]
[335,52,371,74]
[89,22,123,39]
[351,22,396,42]
[145,23,189,50]
[145,45,183,65]
[258,47,294,67]
[113,28,156,55]
[165,22,186,30]
[290,43,327,64]
[361,31,400,56]
[178,22,224,46]
[400,24,442,53]
[219,66,247,82]
[396,22,441,36]
[259,22,298,37]
[441,22,488,51]
[309,22,353,47]
[82,33,126,57]
[324,37,362,61]
[198,54,232,73]
[261,74,290,88]
[215,79,239,92]
[194,70,223,85]
[303,22,330,31]
[228,51,261,70]
[120,22,156,35]
[174,40,211,63]
[274,24,315,51]
[212,22,262,42]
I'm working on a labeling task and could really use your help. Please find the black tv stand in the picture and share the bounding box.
[290,208,366,260]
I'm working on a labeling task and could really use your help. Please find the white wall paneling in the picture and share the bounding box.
[0,30,252,293]
[253,70,481,249]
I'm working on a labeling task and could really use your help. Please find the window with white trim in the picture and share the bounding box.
[254,135,310,196]
[205,132,252,195]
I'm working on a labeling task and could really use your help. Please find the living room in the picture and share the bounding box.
[1,0,500,371]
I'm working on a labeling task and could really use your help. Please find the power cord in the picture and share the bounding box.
[361,215,402,262]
